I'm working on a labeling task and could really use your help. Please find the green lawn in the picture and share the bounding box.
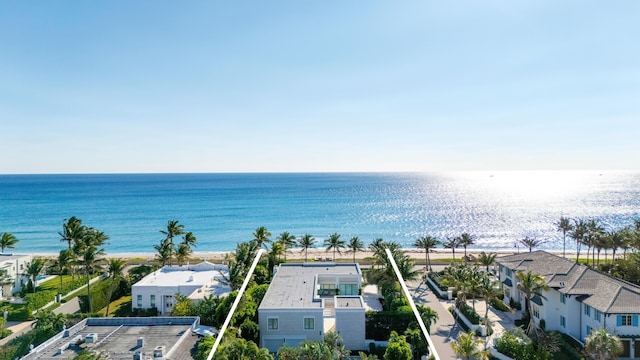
[38,274,101,298]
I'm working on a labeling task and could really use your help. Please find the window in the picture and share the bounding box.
[304,317,315,330]
[586,325,592,335]
[150,295,156,308]
[533,305,540,318]
[584,305,591,316]
[137,295,143,308]
[268,318,278,330]
[505,269,512,278]
[339,284,359,295]
[621,315,633,326]
[595,310,601,322]
[560,294,566,304]
[560,316,566,328]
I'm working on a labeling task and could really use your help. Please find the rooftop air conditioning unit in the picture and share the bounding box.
[154,346,166,358]
[85,333,98,343]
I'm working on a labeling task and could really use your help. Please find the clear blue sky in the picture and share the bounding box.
[1,1,638,173]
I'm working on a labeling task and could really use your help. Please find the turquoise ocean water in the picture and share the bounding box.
[1,171,639,255]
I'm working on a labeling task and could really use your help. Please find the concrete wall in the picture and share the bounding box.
[259,309,324,353]
[335,308,366,350]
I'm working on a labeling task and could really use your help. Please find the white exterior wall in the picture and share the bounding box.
[132,284,202,314]
[259,309,324,353]
[0,254,32,298]
[335,308,366,350]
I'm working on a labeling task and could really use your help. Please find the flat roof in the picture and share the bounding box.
[21,317,199,360]
[259,263,361,309]
[336,297,364,309]
[0,254,30,262]
[134,262,228,288]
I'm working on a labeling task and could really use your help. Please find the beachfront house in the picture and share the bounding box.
[497,251,640,358]
[131,261,230,315]
[0,253,32,299]
[258,263,366,353]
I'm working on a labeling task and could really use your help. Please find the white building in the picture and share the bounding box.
[0,253,32,299]
[497,251,640,358]
[131,261,230,315]
[258,263,366,353]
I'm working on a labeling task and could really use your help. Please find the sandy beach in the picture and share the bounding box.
[29,247,582,264]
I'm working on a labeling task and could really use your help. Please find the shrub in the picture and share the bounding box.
[456,302,482,325]
[365,311,416,340]
[489,298,511,312]
[24,290,57,313]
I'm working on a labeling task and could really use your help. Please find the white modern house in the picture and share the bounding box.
[258,263,366,353]
[497,251,640,358]
[131,261,230,315]
[0,253,32,299]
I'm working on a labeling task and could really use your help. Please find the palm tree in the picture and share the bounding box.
[175,242,192,265]
[477,251,497,273]
[59,216,84,249]
[584,328,623,360]
[158,220,184,263]
[477,274,500,341]
[450,332,488,360]
[416,304,439,333]
[181,231,197,250]
[0,233,19,253]
[32,308,66,335]
[443,237,460,263]
[50,249,74,294]
[252,226,272,250]
[160,220,185,246]
[105,258,125,317]
[458,233,476,262]
[276,231,297,262]
[347,236,365,263]
[587,219,605,266]
[25,258,46,291]
[519,237,545,252]
[445,265,472,310]
[75,228,107,313]
[154,238,173,266]
[415,235,440,271]
[515,270,549,335]
[324,233,345,261]
[570,219,588,263]
[556,216,574,258]
[298,234,316,262]
[608,228,628,260]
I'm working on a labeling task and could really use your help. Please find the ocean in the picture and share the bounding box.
[1,171,639,255]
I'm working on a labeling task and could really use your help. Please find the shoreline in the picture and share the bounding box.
[19,248,584,262]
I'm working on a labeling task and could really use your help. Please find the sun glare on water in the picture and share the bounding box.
[455,170,594,203]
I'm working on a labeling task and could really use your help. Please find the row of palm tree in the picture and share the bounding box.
[53,216,109,313]
[249,227,368,263]
[153,220,198,266]
[558,216,640,266]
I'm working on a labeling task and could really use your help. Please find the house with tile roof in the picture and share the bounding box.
[258,263,365,353]
[496,251,640,358]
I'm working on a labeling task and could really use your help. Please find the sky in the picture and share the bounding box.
[1,1,639,174]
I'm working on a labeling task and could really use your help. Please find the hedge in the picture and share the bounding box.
[365,311,416,341]
[457,302,482,325]
[24,290,57,313]
[78,279,110,313]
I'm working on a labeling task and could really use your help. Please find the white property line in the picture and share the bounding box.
[206,248,264,360]
[385,248,441,360]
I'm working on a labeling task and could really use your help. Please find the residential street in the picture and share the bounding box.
[407,279,462,360]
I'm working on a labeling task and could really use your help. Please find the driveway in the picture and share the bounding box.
[408,279,463,360]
